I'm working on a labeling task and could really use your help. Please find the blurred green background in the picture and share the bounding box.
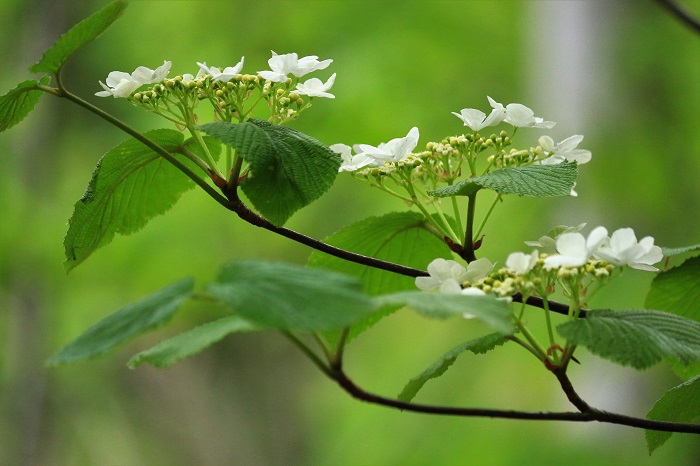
[1,0,699,464]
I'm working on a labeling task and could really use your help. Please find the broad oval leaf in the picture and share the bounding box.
[398,333,508,402]
[30,0,128,74]
[0,76,51,133]
[646,255,700,323]
[206,261,377,331]
[46,277,194,366]
[63,129,218,271]
[374,291,515,335]
[198,120,341,226]
[128,315,261,369]
[428,162,577,198]
[557,309,700,370]
[645,374,700,454]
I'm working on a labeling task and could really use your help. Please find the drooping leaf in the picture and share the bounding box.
[63,129,218,271]
[660,244,700,258]
[128,315,261,369]
[307,211,453,341]
[646,255,700,323]
[46,277,194,366]
[0,76,51,133]
[206,261,377,331]
[29,0,128,74]
[198,120,341,226]
[398,333,508,402]
[374,292,514,335]
[645,374,700,454]
[428,162,577,198]
[557,310,700,370]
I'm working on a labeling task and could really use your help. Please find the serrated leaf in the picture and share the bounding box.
[645,374,700,454]
[307,211,453,342]
[374,292,515,335]
[557,310,700,370]
[646,255,700,322]
[661,244,700,257]
[398,333,508,402]
[428,162,577,198]
[0,76,51,133]
[128,315,261,369]
[198,120,341,226]
[63,129,218,271]
[47,277,194,366]
[29,0,128,74]
[206,261,377,331]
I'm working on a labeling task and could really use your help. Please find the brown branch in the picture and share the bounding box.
[653,0,700,33]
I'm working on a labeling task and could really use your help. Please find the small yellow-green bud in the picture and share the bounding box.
[289,92,300,100]
[296,98,304,106]
[226,82,235,89]
[276,88,286,96]
[500,130,508,138]
[133,93,142,101]
[216,89,224,97]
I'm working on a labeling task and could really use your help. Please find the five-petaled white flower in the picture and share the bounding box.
[331,143,376,172]
[594,228,663,271]
[258,51,332,83]
[543,226,608,269]
[197,57,245,82]
[355,127,420,164]
[487,97,556,129]
[538,135,592,165]
[295,73,336,98]
[96,61,172,98]
[415,258,494,294]
[506,250,539,274]
[451,103,506,132]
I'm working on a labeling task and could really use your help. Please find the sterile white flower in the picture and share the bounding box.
[197,57,245,82]
[506,250,539,274]
[415,258,469,293]
[96,60,172,98]
[295,73,336,98]
[331,143,376,172]
[544,226,608,268]
[594,228,663,271]
[463,257,495,282]
[258,51,332,83]
[451,103,506,132]
[355,127,420,163]
[504,103,556,129]
[538,135,592,165]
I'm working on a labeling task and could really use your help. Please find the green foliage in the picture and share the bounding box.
[375,292,514,335]
[198,120,341,226]
[29,0,128,74]
[128,315,261,369]
[308,211,453,341]
[63,129,219,271]
[557,310,700,370]
[398,333,508,402]
[646,255,700,322]
[645,374,700,454]
[46,277,194,366]
[206,261,377,331]
[661,244,700,257]
[0,76,51,133]
[428,162,577,198]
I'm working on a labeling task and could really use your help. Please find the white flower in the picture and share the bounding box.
[525,224,587,249]
[463,257,495,282]
[197,57,245,82]
[506,250,539,274]
[356,127,420,163]
[295,73,336,98]
[451,101,506,132]
[594,228,663,271]
[415,258,469,293]
[258,51,332,83]
[331,143,376,172]
[487,97,555,129]
[96,60,172,98]
[543,226,608,268]
[538,135,591,165]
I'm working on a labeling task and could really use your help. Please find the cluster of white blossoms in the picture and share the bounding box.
[95,51,336,100]
[452,96,556,131]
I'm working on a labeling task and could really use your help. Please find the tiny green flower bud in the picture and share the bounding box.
[133,93,142,101]
[289,92,300,100]
[276,88,286,96]
[216,89,224,97]
[226,82,235,89]
[500,130,508,138]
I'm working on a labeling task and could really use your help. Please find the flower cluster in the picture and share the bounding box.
[96,61,172,98]
[452,96,555,131]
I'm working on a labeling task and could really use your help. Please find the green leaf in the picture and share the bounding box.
[398,333,508,402]
[127,315,261,369]
[29,0,128,74]
[63,129,217,271]
[374,292,515,335]
[646,255,700,323]
[645,374,700,454]
[557,310,700,370]
[660,243,700,258]
[307,211,453,341]
[47,277,194,366]
[206,261,377,331]
[428,162,577,198]
[0,76,51,133]
[198,120,341,226]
